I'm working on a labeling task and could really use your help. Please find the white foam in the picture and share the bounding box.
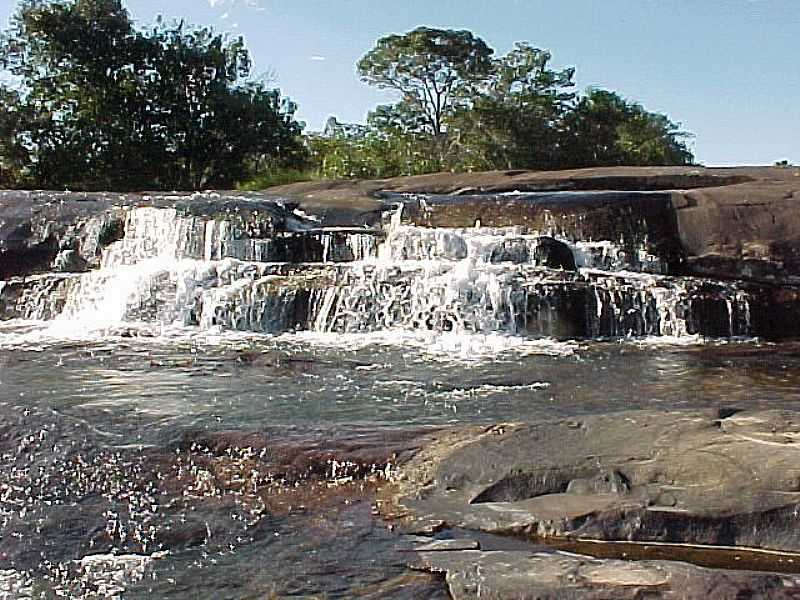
[436,382,551,400]
[0,205,755,349]
[280,330,581,361]
[0,569,33,600]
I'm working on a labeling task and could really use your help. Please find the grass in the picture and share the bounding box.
[237,168,319,191]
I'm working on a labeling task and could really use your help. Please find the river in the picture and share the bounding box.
[1,193,799,598]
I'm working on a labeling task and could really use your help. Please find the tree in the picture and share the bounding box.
[140,23,305,189]
[0,0,305,190]
[0,86,31,187]
[1,0,143,188]
[351,28,693,174]
[560,89,693,167]
[449,43,576,170]
[357,27,493,139]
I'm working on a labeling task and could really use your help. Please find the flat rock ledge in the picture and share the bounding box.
[381,409,800,597]
[413,548,800,599]
[272,166,800,285]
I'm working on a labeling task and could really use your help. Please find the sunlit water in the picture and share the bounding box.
[2,200,799,597]
[3,320,800,598]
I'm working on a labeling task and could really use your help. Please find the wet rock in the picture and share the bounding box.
[387,410,800,552]
[533,236,577,270]
[743,286,800,340]
[490,239,530,264]
[413,549,800,599]
[0,274,78,320]
[52,249,88,272]
[0,191,326,278]
[415,539,481,552]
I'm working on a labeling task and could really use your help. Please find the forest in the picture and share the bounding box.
[0,0,694,191]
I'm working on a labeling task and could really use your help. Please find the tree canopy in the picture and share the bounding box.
[560,89,694,167]
[311,27,694,179]
[357,27,493,138]
[0,0,305,190]
[0,8,696,190]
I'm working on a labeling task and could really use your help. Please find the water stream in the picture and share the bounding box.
[1,195,798,598]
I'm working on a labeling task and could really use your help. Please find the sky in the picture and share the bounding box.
[0,0,797,166]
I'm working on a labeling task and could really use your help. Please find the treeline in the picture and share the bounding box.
[0,2,694,191]
[0,0,305,190]
[306,28,693,180]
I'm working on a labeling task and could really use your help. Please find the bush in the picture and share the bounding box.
[237,168,316,190]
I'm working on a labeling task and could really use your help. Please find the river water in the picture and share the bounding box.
[2,197,800,598]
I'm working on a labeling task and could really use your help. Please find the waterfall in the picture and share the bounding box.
[0,202,756,341]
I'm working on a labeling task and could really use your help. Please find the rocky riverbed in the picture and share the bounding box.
[376,407,800,598]
[2,166,800,598]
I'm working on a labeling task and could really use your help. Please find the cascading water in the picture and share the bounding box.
[4,193,753,338]
[2,189,799,600]
[4,198,755,343]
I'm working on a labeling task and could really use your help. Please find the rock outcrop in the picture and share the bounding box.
[413,548,800,599]
[270,165,800,285]
[381,409,800,597]
[386,409,800,552]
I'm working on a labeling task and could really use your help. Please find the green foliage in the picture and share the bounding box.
[307,118,439,180]
[448,43,576,171]
[322,27,695,178]
[560,89,693,167]
[0,0,306,190]
[357,27,494,138]
[0,86,31,187]
[237,168,315,190]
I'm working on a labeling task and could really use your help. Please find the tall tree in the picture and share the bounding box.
[449,43,576,170]
[357,27,494,139]
[352,28,693,174]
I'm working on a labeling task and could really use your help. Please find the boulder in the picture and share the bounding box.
[533,236,576,270]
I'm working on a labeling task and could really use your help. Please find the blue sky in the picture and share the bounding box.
[0,0,797,165]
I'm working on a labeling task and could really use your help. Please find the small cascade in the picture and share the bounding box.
[189,266,333,333]
[300,264,752,339]
[0,200,764,341]
[101,206,381,267]
[58,259,184,326]
[380,223,663,273]
[0,274,79,320]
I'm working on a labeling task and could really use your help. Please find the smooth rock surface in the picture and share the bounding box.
[413,549,800,599]
[387,409,800,552]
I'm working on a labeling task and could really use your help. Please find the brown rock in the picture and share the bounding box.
[387,409,800,552]
[413,549,800,599]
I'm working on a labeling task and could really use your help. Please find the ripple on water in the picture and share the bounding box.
[4,321,800,597]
